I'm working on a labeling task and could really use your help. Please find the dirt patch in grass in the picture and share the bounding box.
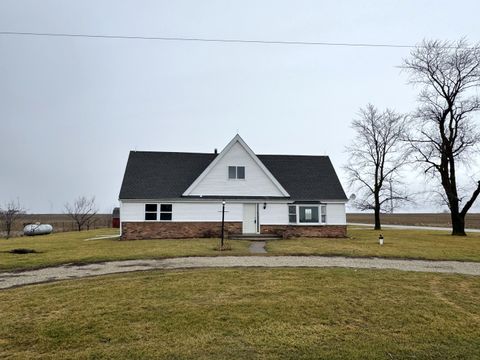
[7,248,40,254]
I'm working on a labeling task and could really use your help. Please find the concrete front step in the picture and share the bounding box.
[228,234,282,241]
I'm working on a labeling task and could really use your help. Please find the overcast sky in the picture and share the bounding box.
[1,1,479,213]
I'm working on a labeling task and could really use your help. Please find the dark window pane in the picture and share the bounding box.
[228,166,236,179]
[145,204,157,212]
[145,212,157,221]
[299,207,319,223]
[237,166,245,179]
[289,214,297,223]
[288,205,296,215]
[160,213,172,221]
[160,204,172,212]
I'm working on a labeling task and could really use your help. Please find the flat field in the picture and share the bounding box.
[347,212,480,229]
[1,268,479,359]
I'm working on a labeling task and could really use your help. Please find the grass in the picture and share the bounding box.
[2,227,480,272]
[0,268,479,359]
[0,229,250,271]
[267,227,480,262]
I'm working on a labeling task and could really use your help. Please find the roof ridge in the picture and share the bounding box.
[131,150,215,155]
[258,154,330,158]
[130,150,330,157]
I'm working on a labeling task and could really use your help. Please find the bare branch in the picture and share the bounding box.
[64,196,98,231]
[402,39,480,235]
[344,104,411,229]
[0,199,26,239]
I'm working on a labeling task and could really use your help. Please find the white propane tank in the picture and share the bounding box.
[23,223,53,236]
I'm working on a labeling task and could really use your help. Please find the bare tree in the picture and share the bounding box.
[402,39,480,236]
[345,104,411,230]
[64,196,98,231]
[0,200,26,239]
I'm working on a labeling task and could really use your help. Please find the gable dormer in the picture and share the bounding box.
[183,135,289,197]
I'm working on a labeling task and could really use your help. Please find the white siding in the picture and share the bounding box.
[173,203,243,222]
[260,203,289,225]
[120,202,145,221]
[121,201,243,222]
[326,203,346,225]
[187,142,285,197]
[120,201,346,225]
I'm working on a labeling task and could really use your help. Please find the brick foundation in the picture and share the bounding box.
[121,221,346,240]
[261,224,346,238]
[121,221,242,240]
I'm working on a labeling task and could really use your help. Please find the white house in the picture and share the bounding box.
[119,135,347,239]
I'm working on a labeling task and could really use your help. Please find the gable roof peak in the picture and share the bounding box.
[182,134,290,197]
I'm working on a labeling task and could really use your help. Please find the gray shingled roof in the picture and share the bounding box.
[119,151,347,201]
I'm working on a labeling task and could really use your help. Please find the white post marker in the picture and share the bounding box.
[379,234,384,245]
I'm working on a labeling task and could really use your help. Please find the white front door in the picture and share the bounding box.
[243,204,259,234]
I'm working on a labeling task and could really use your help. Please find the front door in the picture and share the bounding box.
[243,204,259,234]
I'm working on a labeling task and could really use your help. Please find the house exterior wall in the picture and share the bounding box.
[122,221,242,240]
[325,203,346,225]
[173,203,243,222]
[186,142,286,197]
[121,221,346,239]
[120,200,347,239]
[121,201,346,225]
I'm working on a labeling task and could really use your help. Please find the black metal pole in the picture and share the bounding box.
[221,201,225,249]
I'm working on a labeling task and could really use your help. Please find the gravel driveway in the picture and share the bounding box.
[1,256,480,290]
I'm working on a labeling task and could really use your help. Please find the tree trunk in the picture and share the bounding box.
[451,211,466,236]
[5,222,11,239]
[374,208,381,230]
[374,189,381,230]
[77,223,82,231]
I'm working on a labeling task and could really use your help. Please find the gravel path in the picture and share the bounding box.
[1,256,480,290]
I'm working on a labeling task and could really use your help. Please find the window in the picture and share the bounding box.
[299,206,319,223]
[288,205,297,223]
[145,204,157,221]
[320,205,326,223]
[228,166,245,179]
[145,204,172,221]
[288,205,327,224]
[160,204,172,221]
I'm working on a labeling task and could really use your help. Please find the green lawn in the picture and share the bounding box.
[267,227,480,262]
[0,229,250,271]
[1,268,479,359]
[2,227,480,272]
